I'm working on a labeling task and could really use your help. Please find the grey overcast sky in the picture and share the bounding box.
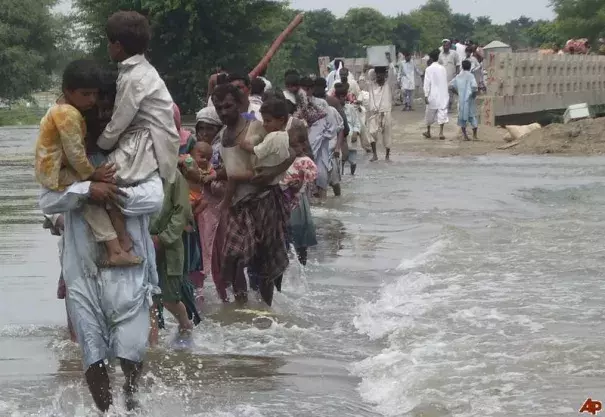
[56,0,555,24]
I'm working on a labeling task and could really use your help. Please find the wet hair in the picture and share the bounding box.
[374,66,388,75]
[465,46,473,54]
[285,73,300,87]
[334,82,349,97]
[106,11,151,56]
[334,59,343,69]
[250,77,266,96]
[62,59,102,91]
[260,97,289,120]
[227,72,250,87]
[212,83,244,105]
[429,49,440,63]
[461,60,472,71]
[300,76,315,89]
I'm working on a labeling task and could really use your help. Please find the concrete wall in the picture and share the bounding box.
[479,52,605,126]
[318,56,368,80]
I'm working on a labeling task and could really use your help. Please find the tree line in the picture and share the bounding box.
[0,0,602,112]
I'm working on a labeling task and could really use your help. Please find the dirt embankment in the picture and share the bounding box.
[389,108,605,157]
[510,118,605,156]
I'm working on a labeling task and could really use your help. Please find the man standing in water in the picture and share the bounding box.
[40,173,163,412]
[212,84,293,306]
[39,11,171,412]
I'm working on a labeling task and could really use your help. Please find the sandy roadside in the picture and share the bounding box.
[388,105,605,157]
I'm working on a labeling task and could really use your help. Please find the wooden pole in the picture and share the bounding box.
[249,13,305,79]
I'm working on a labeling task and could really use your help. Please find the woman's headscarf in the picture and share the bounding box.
[173,103,192,146]
[195,106,222,127]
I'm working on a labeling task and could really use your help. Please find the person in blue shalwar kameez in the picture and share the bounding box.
[449,59,479,141]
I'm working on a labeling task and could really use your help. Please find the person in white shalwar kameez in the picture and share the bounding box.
[50,11,168,412]
[423,50,450,140]
[399,52,422,111]
[40,176,163,411]
[366,67,393,161]
[326,59,344,92]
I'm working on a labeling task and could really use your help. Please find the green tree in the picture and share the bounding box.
[75,0,286,111]
[53,13,89,74]
[391,14,422,53]
[472,16,503,46]
[551,0,605,44]
[338,8,394,56]
[450,13,476,42]
[525,20,566,48]
[0,0,58,102]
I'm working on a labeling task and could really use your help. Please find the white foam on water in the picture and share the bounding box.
[397,238,449,271]
[8,380,267,417]
[348,232,569,417]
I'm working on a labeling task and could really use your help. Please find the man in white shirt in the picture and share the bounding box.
[366,67,393,161]
[454,39,467,62]
[438,39,461,111]
[423,50,449,140]
[399,51,422,111]
[327,67,361,99]
[326,59,344,92]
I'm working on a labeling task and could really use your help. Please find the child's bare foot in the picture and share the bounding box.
[100,251,143,268]
[119,234,135,253]
[101,238,142,268]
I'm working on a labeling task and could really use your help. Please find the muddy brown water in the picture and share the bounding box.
[1,125,605,417]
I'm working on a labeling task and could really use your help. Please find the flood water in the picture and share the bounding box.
[1,126,604,417]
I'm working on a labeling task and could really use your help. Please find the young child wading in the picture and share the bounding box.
[34,60,141,268]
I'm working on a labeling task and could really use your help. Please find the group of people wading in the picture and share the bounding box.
[35,10,392,413]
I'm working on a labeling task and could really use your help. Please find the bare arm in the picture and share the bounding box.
[220,179,237,209]
[207,74,217,99]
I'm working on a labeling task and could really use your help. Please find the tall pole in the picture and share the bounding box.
[249,13,305,79]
